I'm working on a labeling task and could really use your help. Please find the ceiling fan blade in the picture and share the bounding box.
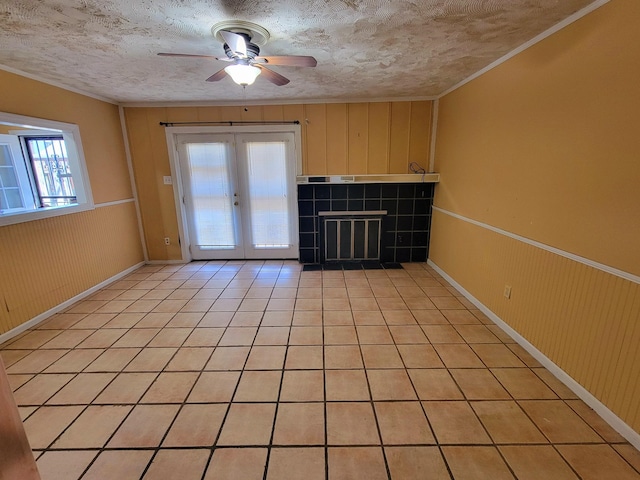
[256,65,290,86]
[255,55,317,67]
[206,68,228,82]
[220,31,247,57]
[158,52,218,59]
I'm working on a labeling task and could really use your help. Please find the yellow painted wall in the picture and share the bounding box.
[124,101,432,261]
[430,0,640,432]
[0,70,144,336]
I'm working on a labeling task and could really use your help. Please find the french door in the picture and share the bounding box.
[176,132,298,260]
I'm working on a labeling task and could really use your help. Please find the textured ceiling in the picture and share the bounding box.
[0,0,596,104]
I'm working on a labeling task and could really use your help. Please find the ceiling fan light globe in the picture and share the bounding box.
[224,64,261,86]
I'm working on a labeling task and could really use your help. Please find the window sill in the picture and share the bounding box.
[0,202,95,227]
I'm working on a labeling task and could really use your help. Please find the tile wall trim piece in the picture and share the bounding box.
[0,261,145,346]
[427,258,640,451]
[432,206,639,285]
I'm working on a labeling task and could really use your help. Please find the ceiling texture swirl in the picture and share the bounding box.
[0,0,597,104]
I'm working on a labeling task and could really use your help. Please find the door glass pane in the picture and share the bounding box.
[245,141,290,248]
[186,143,236,249]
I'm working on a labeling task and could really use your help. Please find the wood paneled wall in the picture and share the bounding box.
[123,101,433,261]
[0,203,143,334]
[430,0,640,435]
[0,70,144,336]
[430,210,640,432]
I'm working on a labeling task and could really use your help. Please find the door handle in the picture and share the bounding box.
[234,201,239,206]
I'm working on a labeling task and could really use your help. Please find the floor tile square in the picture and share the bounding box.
[13,373,74,405]
[188,371,240,402]
[352,310,385,325]
[326,402,380,445]
[124,347,177,371]
[267,447,325,480]
[165,347,213,371]
[412,310,448,325]
[289,326,323,345]
[217,327,257,346]
[324,326,358,345]
[141,371,199,403]
[324,345,364,369]
[204,448,267,480]
[36,450,98,480]
[323,310,354,326]
[422,401,492,444]
[519,400,603,443]
[360,345,404,368]
[81,450,153,480]
[471,343,526,367]
[292,310,323,325]
[84,348,140,372]
[53,405,132,448]
[385,446,450,480]
[433,344,484,368]
[325,369,370,401]
[327,447,387,480]
[471,401,547,444]
[163,403,227,447]
[143,449,210,480]
[408,369,464,400]
[234,370,282,402]
[375,401,434,444]
[389,325,429,344]
[280,370,324,401]
[285,345,324,369]
[254,326,290,345]
[108,404,179,447]
[443,446,516,480]
[367,369,417,400]
[421,325,464,343]
[356,325,393,344]
[47,372,116,405]
[229,311,263,327]
[397,344,444,368]
[557,444,640,480]
[94,372,156,404]
[272,402,325,445]
[23,405,84,449]
[205,346,249,370]
[450,369,511,400]
[217,403,276,446]
[492,368,558,399]
[499,445,579,480]
[244,346,287,370]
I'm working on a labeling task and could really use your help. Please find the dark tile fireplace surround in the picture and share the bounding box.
[297,182,434,264]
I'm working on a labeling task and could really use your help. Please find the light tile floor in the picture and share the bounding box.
[2,261,640,480]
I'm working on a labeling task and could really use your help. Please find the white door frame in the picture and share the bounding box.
[165,124,303,262]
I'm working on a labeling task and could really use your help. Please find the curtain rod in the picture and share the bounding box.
[159,120,300,127]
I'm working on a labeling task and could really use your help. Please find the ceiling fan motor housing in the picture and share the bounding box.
[223,33,260,59]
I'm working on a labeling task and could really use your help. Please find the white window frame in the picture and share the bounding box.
[0,112,94,227]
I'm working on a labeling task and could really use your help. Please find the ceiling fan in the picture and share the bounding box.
[158,21,317,87]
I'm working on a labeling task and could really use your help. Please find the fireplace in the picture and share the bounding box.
[320,211,385,262]
[297,180,435,264]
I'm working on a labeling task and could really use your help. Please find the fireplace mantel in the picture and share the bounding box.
[296,173,439,184]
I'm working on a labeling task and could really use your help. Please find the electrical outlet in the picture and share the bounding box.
[163,176,173,185]
[164,237,170,246]
[503,285,512,299]
[397,234,404,245]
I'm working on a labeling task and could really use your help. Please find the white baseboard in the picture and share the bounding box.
[427,258,640,451]
[0,262,145,346]
[146,259,188,265]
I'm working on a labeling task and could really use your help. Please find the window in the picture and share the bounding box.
[0,112,93,226]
